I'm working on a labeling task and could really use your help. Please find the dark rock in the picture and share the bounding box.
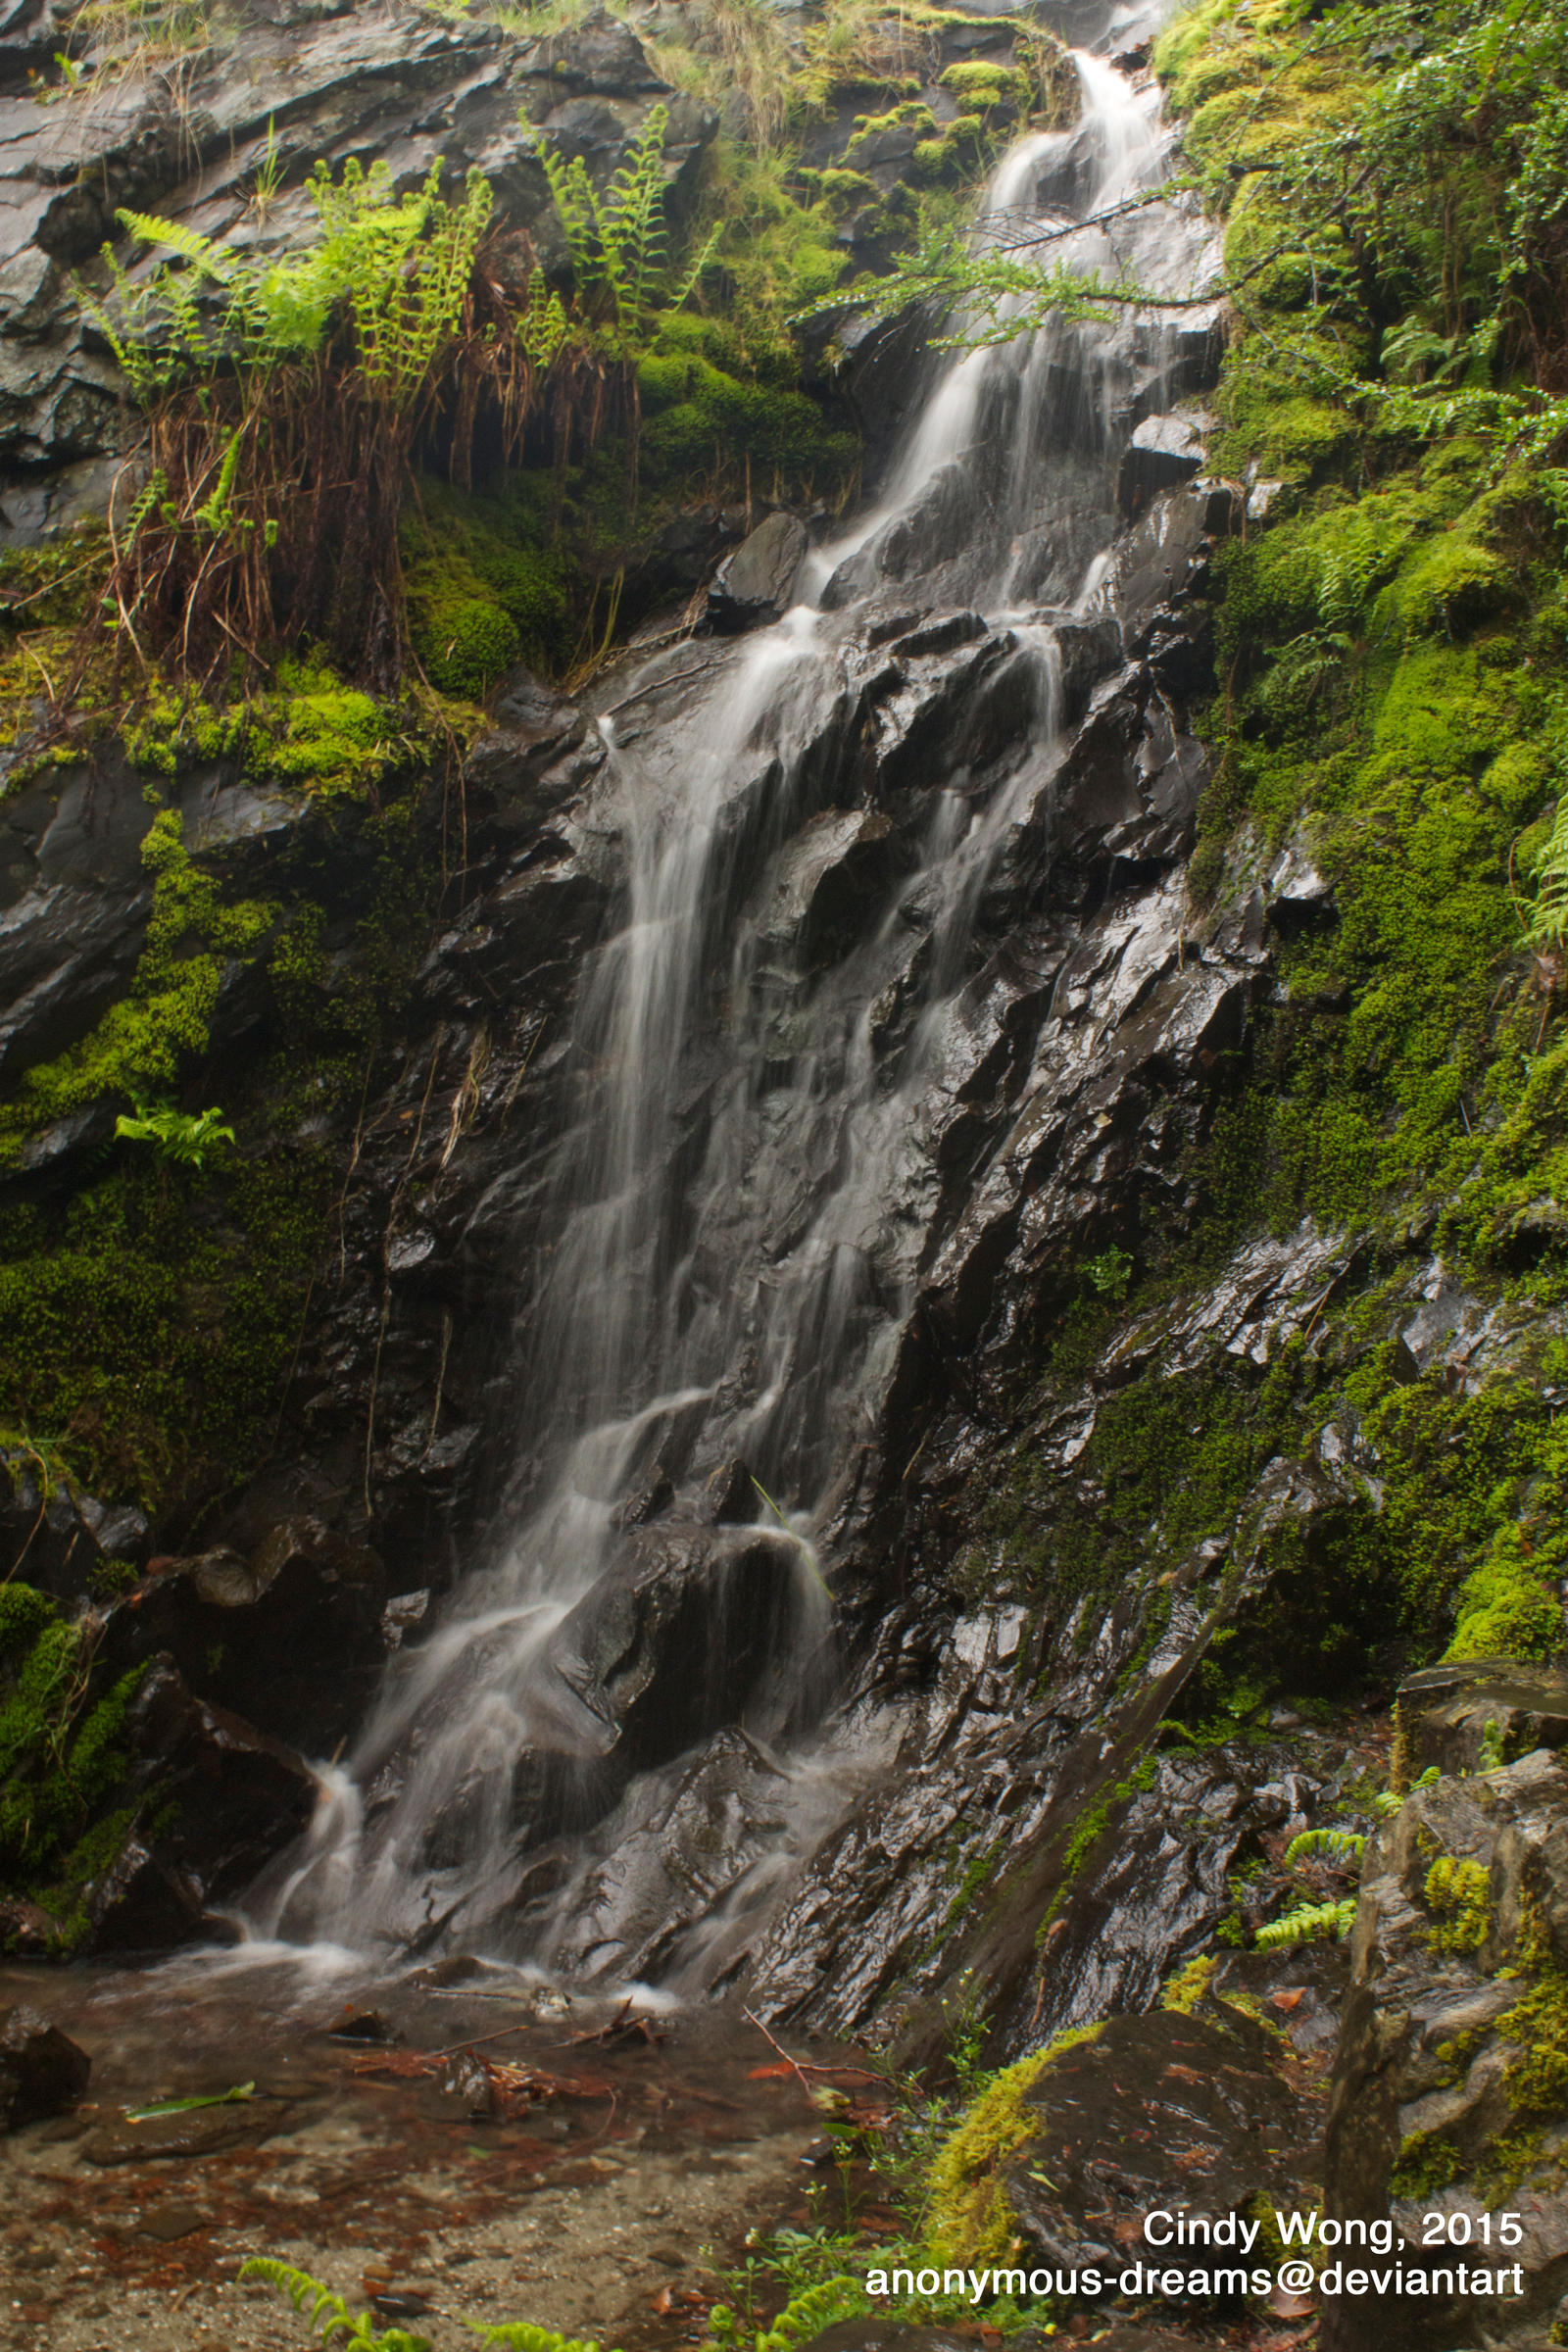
[1110,484,1212,645]
[538,1523,808,1768]
[999,1999,1316,2291]
[82,1837,209,1953]
[1397,1660,1568,1779]
[707,512,808,632]
[79,2098,283,2164]
[1322,1748,1568,2352]
[761,808,906,966]
[88,1662,318,1938]
[0,2004,90,2130]
[327,2008,398,2044]
[703,1457,761,1526]
[1266,832,1337,935]
[109,1517,386,1749]
[1117,409,1209,517]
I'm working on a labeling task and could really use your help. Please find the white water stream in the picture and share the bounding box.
[248,24,1216,1991]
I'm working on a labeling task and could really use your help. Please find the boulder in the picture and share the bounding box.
[0,2003,90,2131]
[760,808,906,966]
[933,1997,1316,2298]
[1322,1746,1568,2352]
[1117,409,1209,517]
[69,1661,318,1954]
[707,512,808,632]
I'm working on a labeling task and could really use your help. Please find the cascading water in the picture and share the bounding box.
[252,23,1218,1990]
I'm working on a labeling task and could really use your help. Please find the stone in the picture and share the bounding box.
[1117,408,1209,516]
[761,808,906,965]
[1322,1749,1568,2352]
[109,1517,385,1749]
[0,2003,90,2130]
[84,1662,320,1937]
[706,512,808,632]
[1399,1660,1568,1781]
[990,1999,1315,2288]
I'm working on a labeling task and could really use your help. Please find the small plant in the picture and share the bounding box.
[1283,1827,1366,1870]
[115,1102,235,1167]
[707,2276,867,2352]
[537,103,718,364]
[238,2261,617,2352]
[1083,1243,1133,1299]
[75,155,571,689]
[239,2262,434,2350]
[1254,1895,1357,1949]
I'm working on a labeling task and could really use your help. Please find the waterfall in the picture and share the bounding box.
[250,27,1215,1986]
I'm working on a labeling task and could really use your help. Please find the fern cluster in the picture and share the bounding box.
[238,2260,865,2352]
[538,104,717,362]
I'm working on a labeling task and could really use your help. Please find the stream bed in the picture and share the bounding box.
[2,1959,857,2352]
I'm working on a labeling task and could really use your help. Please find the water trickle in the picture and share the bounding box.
[251,24,1218,1989]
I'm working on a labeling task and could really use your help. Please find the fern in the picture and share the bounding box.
[1283,1828,1366,1870]
[1254,1896,1356,1949]
[237,2260,431,2351]
[115,1102,234,1167]
[536,103,713,358]
[707,2277,867,2352]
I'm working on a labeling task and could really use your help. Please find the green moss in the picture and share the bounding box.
[1391,2131,1463,2201]
[923,2027,1102,2265]
[0,1585,146,1929]
[0,808,276,1161]
[938,61,1028,109]
[1161,1953,1219,2012]
[403,475,572,691]
[1446,1523,1563,1662]
[261,661,411,793]
[1423,1856,1492,1952]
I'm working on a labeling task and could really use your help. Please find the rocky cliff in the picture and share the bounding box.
[4,0,1568,2336]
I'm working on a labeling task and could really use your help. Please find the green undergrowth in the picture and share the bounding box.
[922,2027,1101,2267]
[0,784,441,1513]
[0,1575,145,1942]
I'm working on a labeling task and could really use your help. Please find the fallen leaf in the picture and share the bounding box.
[746,2063,797,2081]
[124,2083,255,2122]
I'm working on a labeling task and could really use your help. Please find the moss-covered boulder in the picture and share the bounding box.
[927,2000,1314,2290]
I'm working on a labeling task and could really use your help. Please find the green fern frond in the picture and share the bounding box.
[757,2278,867,2352]
[237,2260,432,2350]
[1283,1828,1366,1870]
[1254,1896,1356,1949]
[115,209,232,278]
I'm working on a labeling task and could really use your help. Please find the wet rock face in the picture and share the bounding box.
[541,1524,810,1769]
[0,2002,90,2131]
[1322,1720,1568,2352]
[105,1516,387,1752]
[80,1661,317,1949]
